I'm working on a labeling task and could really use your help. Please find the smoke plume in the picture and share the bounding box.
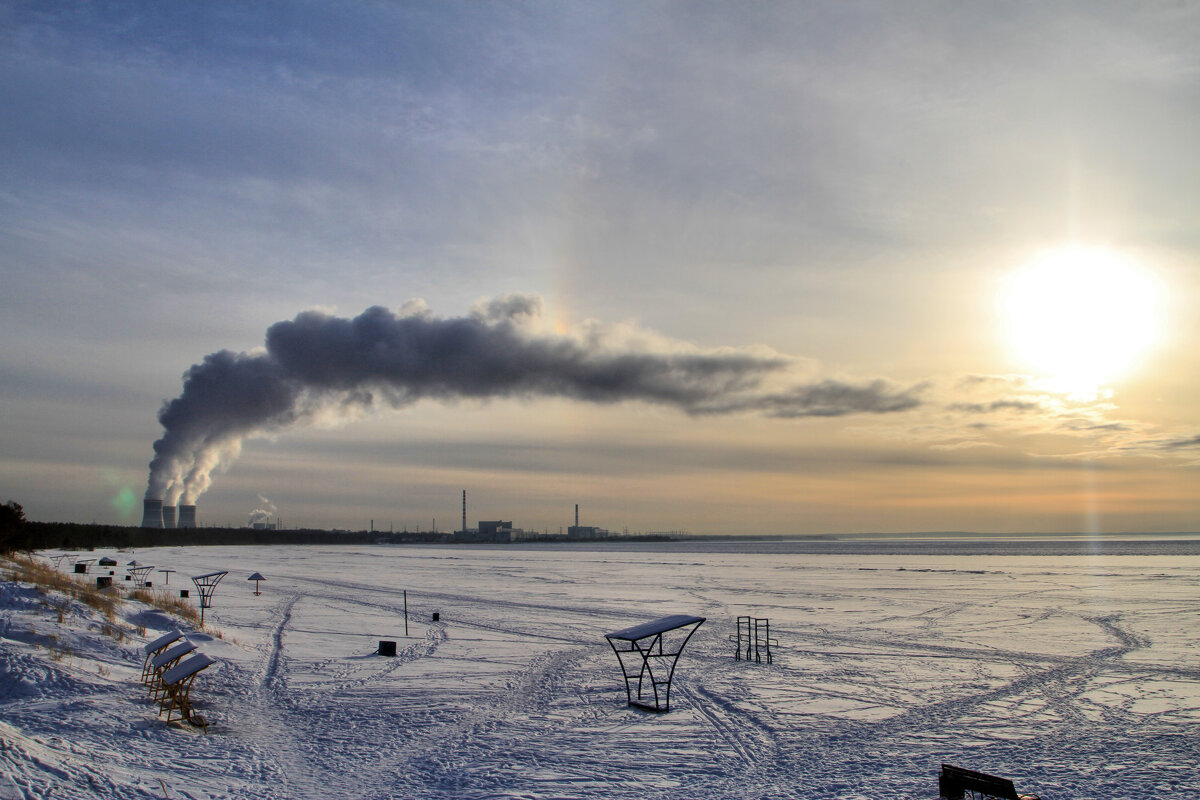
[146,295,921,502]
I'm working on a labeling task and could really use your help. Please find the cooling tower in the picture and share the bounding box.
[177,504,197,528]
[162,505,176,529]
[141,498,163,528]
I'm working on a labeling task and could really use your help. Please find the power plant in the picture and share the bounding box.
[140,498,163,528]
[142,498,197,528]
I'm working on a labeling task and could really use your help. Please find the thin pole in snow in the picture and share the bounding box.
[404,589,409,637]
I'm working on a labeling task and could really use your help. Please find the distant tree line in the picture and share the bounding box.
[14,520,448,551]
[1,500,680,553]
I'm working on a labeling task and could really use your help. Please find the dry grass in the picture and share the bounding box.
[100,621,127,642]
[4,554,119,621]
[128,587,204,628]
[46,634,73,662]
[5,555,219,638]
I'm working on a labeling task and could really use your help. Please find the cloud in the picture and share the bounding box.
[146,295,922,503]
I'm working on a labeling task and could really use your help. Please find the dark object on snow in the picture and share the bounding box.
[247,572,266,595]
[378,640,397,657]
[939,763,1040,800]
[432,612,440,622]
[74,563,87,574]
[605,615,705,713]
[98,557,117,566]
[180,589,189,598]
[96,576,112,589]
[731,616,778,664]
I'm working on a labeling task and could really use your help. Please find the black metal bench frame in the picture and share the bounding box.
[605,615,705,713]
[939,763,1040,800]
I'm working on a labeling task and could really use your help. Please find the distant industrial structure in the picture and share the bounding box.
[139,490,623,540]
[567,503,609,539]
[141,498,197,529]
[141,498,162,528]
[447,498,612,542]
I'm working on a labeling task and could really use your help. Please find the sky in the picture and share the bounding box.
[2,1,1198,535]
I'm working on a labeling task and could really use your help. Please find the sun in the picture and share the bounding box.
[1001,247,1163,395]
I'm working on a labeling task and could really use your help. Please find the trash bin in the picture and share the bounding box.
[96,576,112,589]
[378,640,397,657]
[432,612,440,622]
[74,564,86,574]
[180,589,189,598]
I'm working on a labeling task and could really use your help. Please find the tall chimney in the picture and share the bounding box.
[575,504,579,528]
[462,490,467,534]
[177,504,197,528]
[141,498,163,528]
[162,505,176,529]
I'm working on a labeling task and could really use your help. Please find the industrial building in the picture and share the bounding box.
[567,504,609,539]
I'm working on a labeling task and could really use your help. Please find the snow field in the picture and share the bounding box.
[2,543,1199,799]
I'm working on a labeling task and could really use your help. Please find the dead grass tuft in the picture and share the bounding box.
[129,587,203,627]
[4,554,120,620]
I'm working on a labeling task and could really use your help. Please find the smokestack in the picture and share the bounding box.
[575,504,579,527]
[462,490,467,534]
[141,498,163,528]
[177,504,197,528]
[162,505,176,529]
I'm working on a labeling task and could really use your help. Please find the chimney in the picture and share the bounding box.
[177,504,197,528]
[141,498,163,528]
[462,490,467,534]
[575,504,579,528]
[162,505,176,529]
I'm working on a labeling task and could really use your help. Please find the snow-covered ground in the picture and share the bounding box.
[3,540,1200,799]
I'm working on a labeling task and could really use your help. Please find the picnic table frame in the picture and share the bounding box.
[605,614,705,713]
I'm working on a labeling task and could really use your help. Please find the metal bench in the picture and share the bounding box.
[605,614,705,712]
[158,653,217,730]
[939,763,1041,800]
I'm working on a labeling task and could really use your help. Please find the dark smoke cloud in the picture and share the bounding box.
[147,295,922,502]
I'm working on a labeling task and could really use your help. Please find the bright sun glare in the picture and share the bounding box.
[1002,247,1163,395]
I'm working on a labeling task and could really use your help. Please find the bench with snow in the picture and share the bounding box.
[141,629,184,682]
[158,652,217,731]
[146,639,197,700]
[939,763,1041,800]
[605,614,705,713]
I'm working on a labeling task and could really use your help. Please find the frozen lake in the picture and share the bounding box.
[3,539,1200,799]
